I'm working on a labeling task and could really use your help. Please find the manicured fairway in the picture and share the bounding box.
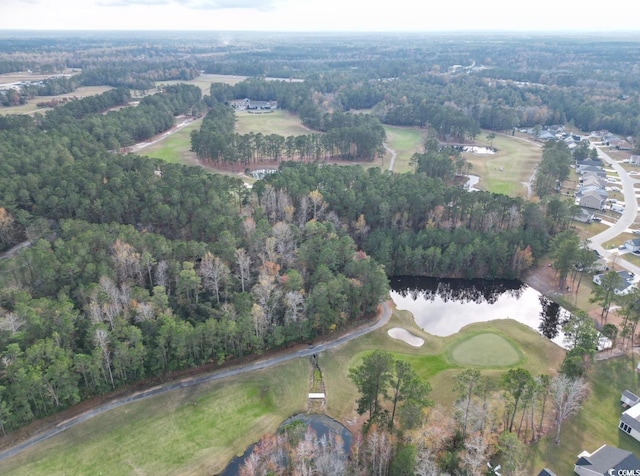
[450,333,521,366]
[383,125,427,173]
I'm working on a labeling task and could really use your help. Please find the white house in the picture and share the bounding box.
[619,392,640,444]
[625,239,640,252]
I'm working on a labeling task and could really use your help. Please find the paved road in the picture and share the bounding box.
[587,146,640,275]
[0,301,392,463]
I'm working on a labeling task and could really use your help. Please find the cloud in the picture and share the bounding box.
[97,0,171,6]
[97,0,279,9]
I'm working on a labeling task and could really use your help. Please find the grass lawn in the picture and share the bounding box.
[1,359,309,476]
[383,125,427,173]
[524,355,640,475]
[235,109,309,137]
[138,118,203,165]
[465,132,542,197]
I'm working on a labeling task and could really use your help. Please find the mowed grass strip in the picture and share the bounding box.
[465,132,542,197]
[1,359,308,476]
[450,333,521,367]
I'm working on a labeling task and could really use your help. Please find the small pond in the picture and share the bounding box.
[220,413,352,475]
[390,276,570,347]
[463,145,496,154]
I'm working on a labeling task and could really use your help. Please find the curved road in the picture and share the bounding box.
[0,302,392,463]
[587,146,640,275]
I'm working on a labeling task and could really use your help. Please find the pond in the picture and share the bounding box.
[463,145,496,154]
[390,276,570,347]
[220,413,352,475]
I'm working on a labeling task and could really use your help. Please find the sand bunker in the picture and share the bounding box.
[387,328,424,347]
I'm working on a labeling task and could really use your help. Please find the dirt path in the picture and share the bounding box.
[384,142,397,171]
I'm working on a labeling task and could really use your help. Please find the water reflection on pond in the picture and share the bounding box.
[390,277,570,347]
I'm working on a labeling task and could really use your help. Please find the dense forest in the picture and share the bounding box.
[0,31,636,449]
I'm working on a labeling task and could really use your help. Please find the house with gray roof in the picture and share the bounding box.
[625,239,640,253]
[622,390,640,408]
[574,444,640,475]
[538,469,556,476]
[593,270,637,296]
[578,190,607,210]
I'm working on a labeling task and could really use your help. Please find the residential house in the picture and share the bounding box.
[620,392,640,444]
[621,389,640,408]
[537,469,556,476]
[593,270,636,295]
[630,155,640,166]
[625,239,640,252]
[573,208,594,223]
[578,190,607,210]
[574,444,640,475]
[576,158,603,170]
[580,175,607,190]
[578,166,607,178]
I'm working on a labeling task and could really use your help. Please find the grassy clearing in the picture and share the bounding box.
[234,109,309,136]
[524,355,640,475]
[157,74,248,94]
[383,125,427,173]
[1,359,309,476]
[0,86,113,116]
[138,118,203,165]
[465,132,542,197]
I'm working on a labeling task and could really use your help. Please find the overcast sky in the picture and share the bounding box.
[0,0,638,32]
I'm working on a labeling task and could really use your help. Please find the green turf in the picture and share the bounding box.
[450,333,521,367]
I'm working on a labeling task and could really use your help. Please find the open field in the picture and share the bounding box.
[0,86,113,116]
[234,109,310,136]
[465,132,542,197]
[383,125,427,173]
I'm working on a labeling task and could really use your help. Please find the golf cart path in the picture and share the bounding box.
[0,301,392,463]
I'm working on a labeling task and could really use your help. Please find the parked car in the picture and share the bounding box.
[592,217,602,222]
[633,230,640,235]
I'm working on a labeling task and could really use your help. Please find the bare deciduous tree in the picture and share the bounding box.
[235,247,251,293]
[198,252,230,303]
[550,374,589,444]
